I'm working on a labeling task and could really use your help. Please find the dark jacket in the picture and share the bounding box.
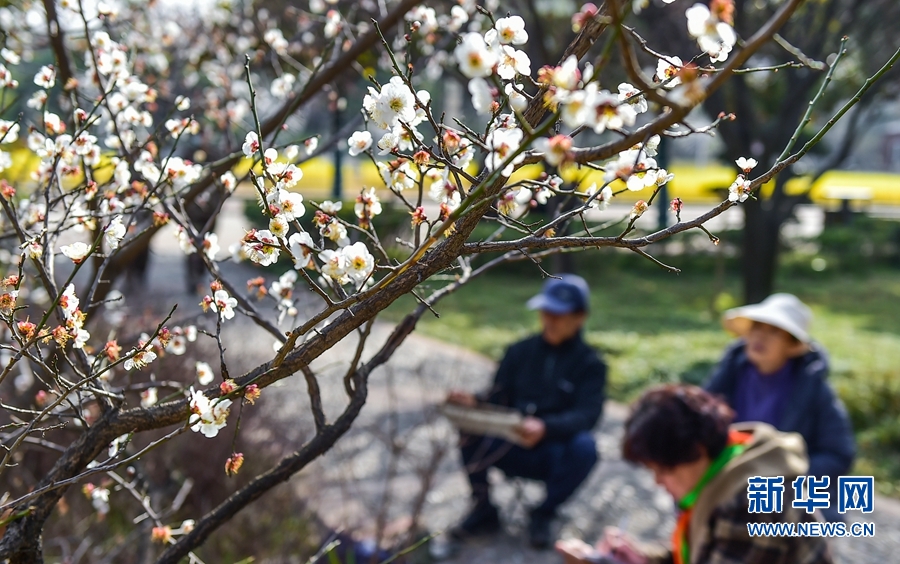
[481,333,607,441]
[705,341,855,479]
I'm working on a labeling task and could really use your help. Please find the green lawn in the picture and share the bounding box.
[384,257,900,495]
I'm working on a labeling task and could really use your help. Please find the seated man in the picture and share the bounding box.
[446,274,607,549]
[705,293,855,522]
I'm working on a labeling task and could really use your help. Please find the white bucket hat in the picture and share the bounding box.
[722,293,812,343]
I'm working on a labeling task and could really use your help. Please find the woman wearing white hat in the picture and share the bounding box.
[704,293,855,522]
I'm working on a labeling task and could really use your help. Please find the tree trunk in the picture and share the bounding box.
[741,198,782,304]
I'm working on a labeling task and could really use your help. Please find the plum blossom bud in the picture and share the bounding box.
[572,3,600,32]
[141,387,158,407]
[670,197,683,221]
[151,526,173,544]
[710,0,735,25]
[35,389,48,407]
[225,452,244,476]
[104,340,121,362]
[413,150,430,166]
[157,327,172,348]
[209,280,223,292]
[0,180,14,200]
[631,200,649,220]
[442,130,461,151]
[153,212,170,226]
[18,320,36,340]
[25,240,43,259]
[410,206,427,227]
[220,379,236,395]
[244,384,261,405]
[247,277,267,299]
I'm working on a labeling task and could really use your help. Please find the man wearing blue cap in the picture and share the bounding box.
[446,274,607,549]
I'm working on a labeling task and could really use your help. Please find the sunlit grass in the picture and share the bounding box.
[384,259,900,494]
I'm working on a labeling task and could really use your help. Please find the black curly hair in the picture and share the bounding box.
[622,384,735,468]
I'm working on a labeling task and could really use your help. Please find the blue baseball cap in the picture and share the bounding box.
[526,274,590,314]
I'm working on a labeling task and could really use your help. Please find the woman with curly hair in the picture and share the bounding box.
[556,384,833,564]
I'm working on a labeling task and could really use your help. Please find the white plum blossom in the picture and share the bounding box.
[108,434,129,457]
[211,289,238,320]
[269,215,289,238]
[196,361,214,386]
[124,345,157,371]
[736,157,758,173]
[406,6,438,35]
[645,168,675,188]
[378,160,417,191]
[618,83,648,114]
[202,233,219,259]
[342,242,375,284]
[264,28,289,55]
[584,183,614,210]
[34,65,56,89]
[320,200,342,214]
[91,487,110,515]
[656,56,684,87]
[1,48,20,65]
[534,135,573,167]
[73,328,90,349]
[60,284,79,319]
[587,86,637,133]
[484,128,525,177]
[505,83,528,112]
[270,74,296,99]
[354,187,383,224]
[324,10,342,38]
[0,120,20,143]
[377,131,400,154]
[455,33,497,79]
[494,16,529,45]
[429,171,462,210]
[468,78,493,115]
[272,189,305,221]
[241,230,280,266]
[445,5,469,31]
[348,131,373,156]
[288,231,315,269]
[321,218,349,246]
[104,216,126,250]
[604,148,659,191]
[495,45,531,80]
[729,174,752,202]
[363,76,417,130]
[189,388,232,438]
[141,387,158,408]
[61,242,91,263]
[242,131,260,157]
[686,4,737,62]
[319,249,348,283]
[220,171,237,192]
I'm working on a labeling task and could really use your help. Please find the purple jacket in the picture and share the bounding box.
[705,341,855,480]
